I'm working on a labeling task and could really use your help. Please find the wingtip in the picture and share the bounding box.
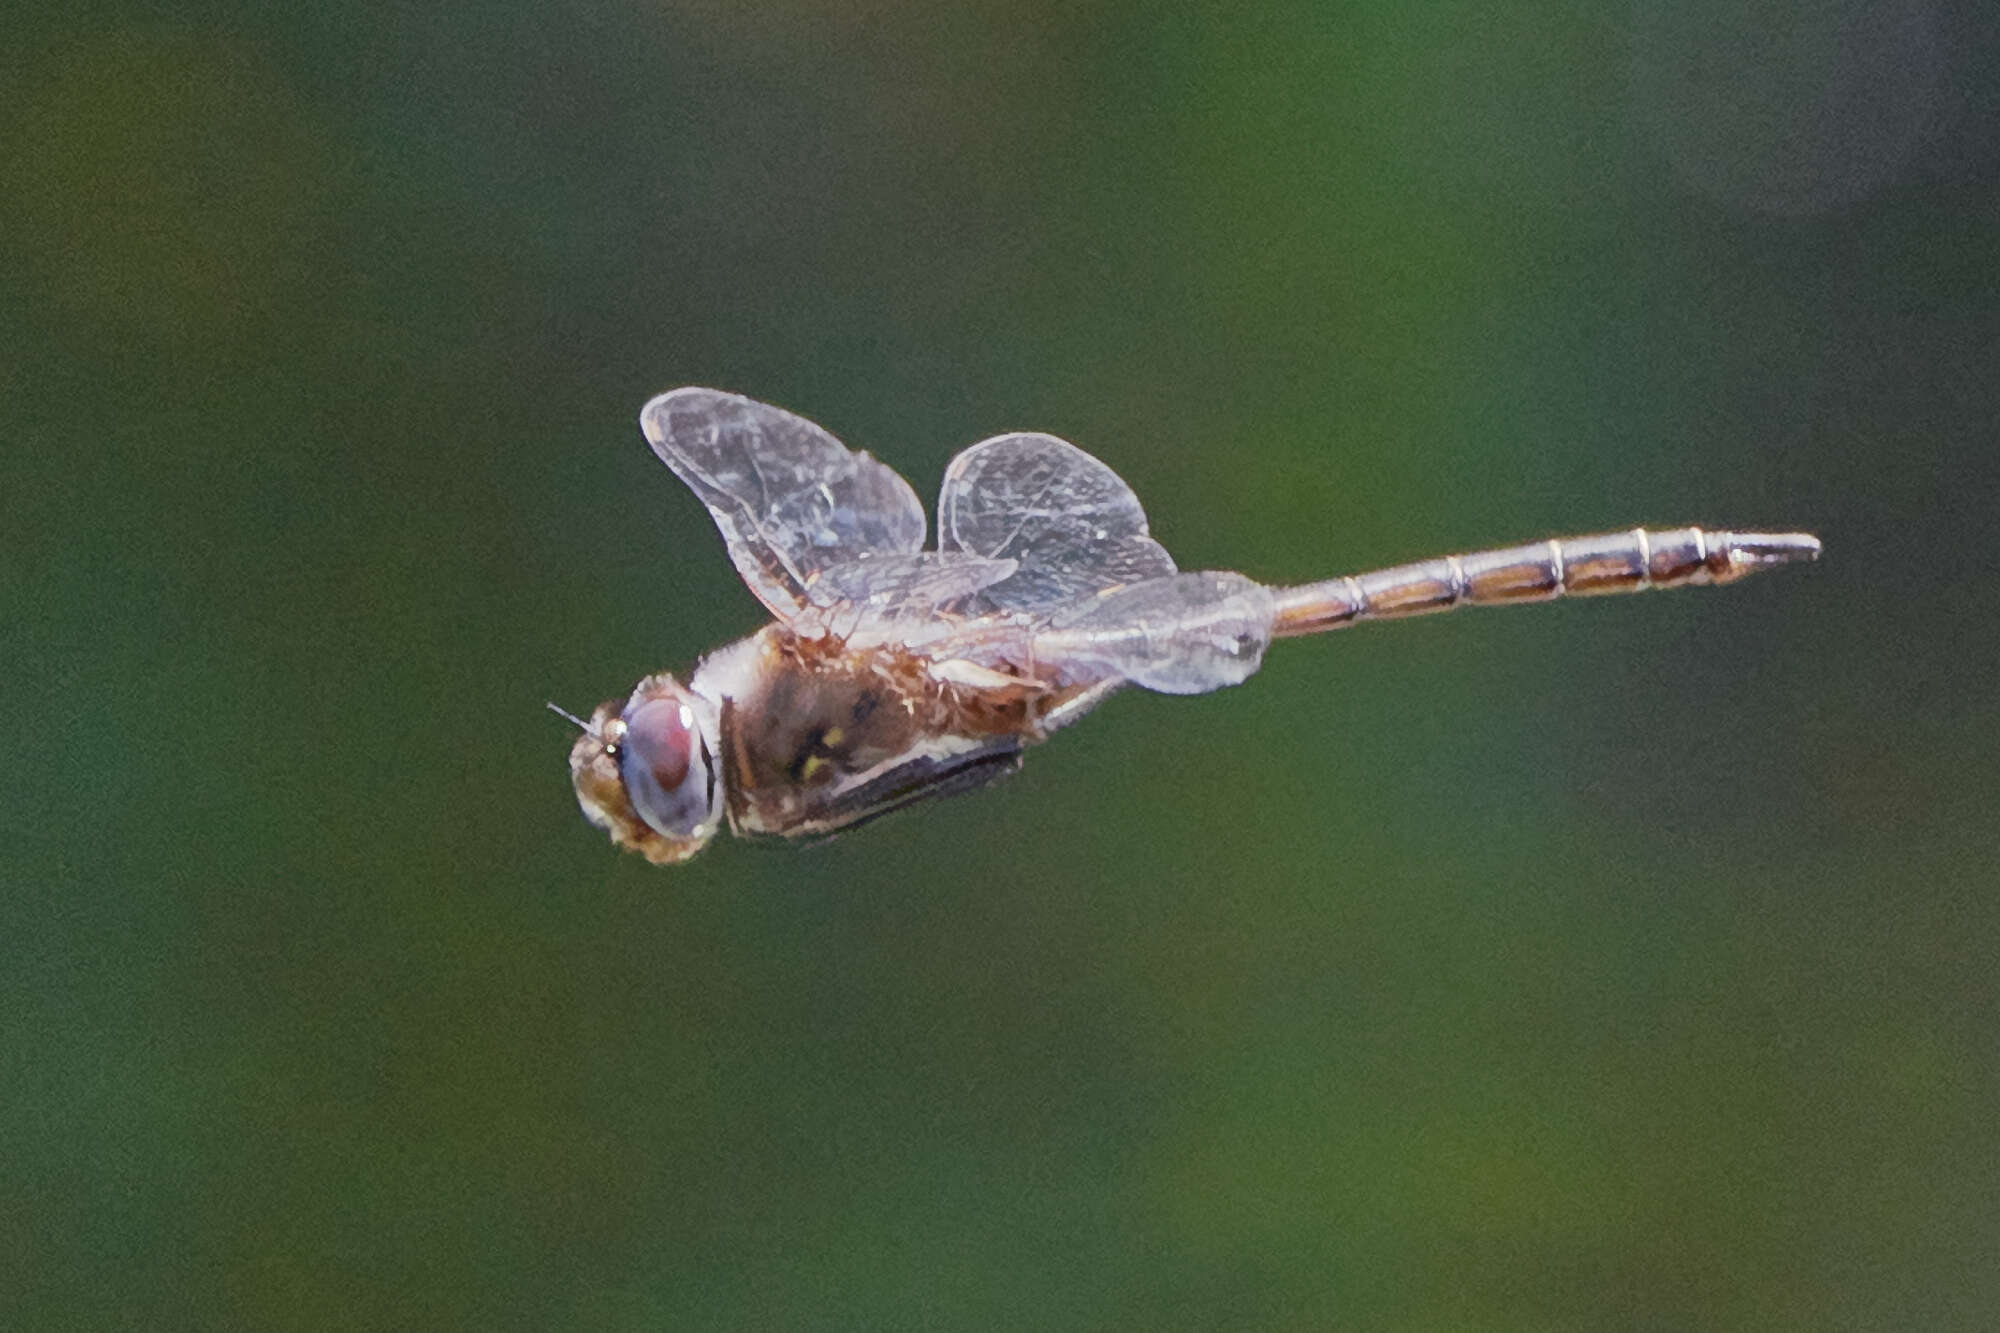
[638,386,741,438]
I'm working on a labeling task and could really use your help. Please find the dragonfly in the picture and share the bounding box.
[562,388,1819,864]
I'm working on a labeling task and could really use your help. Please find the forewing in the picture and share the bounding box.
[1036,570,1276,695]
[641,388,927,619]
[937,432,1176,616]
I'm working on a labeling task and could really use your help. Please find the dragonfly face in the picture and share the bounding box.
[565,387,1819,864]
[568,674,722,864]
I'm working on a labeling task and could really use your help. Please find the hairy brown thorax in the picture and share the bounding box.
[718,627,1069,838]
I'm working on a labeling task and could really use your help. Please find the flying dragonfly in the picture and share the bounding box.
[562,388,1819,864]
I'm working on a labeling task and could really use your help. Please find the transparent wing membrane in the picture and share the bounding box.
[803,552,1020,635]
[937,432,1177,615]
[641,388,927,620]
[1037,570,1277,695]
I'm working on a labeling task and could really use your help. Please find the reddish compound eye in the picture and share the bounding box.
[618,694,714,839]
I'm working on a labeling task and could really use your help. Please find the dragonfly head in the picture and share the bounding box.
[566,674,721,864]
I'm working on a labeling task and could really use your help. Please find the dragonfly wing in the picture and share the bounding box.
[1036,570,1276,694]
[641,388,927,621]
[936,432,1177,616]
[803,552,1020,639]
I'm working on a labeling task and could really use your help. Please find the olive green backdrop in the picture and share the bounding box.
[7,3,1996,1329]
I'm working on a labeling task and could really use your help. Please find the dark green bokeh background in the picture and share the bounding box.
[7,3,1997,1328]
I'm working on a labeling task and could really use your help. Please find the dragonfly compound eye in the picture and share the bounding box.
[619,694,715,840]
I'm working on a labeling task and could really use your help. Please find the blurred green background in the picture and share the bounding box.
[6,2,1997,1328]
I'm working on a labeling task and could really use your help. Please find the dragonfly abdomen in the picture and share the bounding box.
[1270,527,1820,638]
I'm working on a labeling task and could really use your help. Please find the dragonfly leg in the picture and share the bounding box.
[1037,679,1125,735]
